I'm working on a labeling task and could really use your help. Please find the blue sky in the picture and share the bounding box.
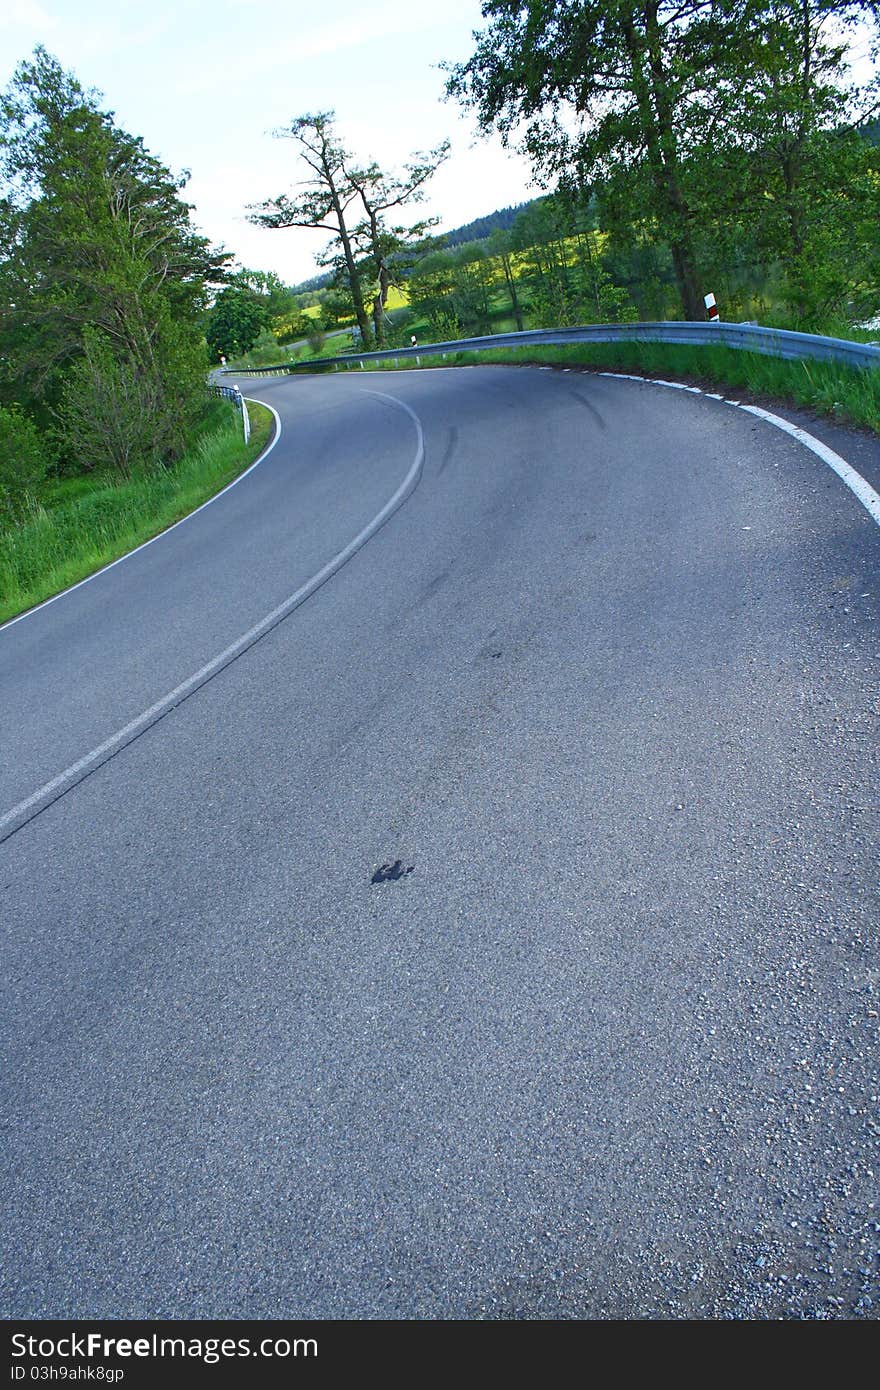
[0,0,538,284]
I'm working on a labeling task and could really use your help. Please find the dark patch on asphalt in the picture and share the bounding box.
[476,631,504,662]
[438,426,459,475]
[571,389,607,430]
[418,569,451,604]
[371,860,414,884]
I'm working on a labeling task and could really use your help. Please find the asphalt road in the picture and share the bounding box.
[2,365,878,1319]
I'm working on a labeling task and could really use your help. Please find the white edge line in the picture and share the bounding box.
[0,388,424,837]
[0,396,283,633]
[738,402,880,526]
[597,372,880,528]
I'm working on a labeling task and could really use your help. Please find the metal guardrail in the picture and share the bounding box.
[209,382,250,442]
[221,320,880,377]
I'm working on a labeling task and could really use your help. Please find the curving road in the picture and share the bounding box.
[2,365,879,1319]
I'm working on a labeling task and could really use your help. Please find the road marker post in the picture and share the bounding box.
[233,387,250,444]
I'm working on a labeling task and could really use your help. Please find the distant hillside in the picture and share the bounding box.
[442,201,537,248]
[857,116,880,145]
[291,271,333,294]
[288,199,541,293]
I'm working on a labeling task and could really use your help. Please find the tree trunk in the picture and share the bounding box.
[669,237,705,321]
[372,258,391,346]
[324,168,372,348]
[501,254,524,330]
[624,7,704,320]
[335,209,372,347]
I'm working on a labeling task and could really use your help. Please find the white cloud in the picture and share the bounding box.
[178,0,474,95]
[0,0,57,30]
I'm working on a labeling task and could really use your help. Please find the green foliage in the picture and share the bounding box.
[510,195,637,326]
[275,308,318,345]
[251,111,448,349]
[229,327,286,367]
[407,192,639,338]
[0,401,274,623]
[206,285,270,359]
[230,267,297,318]
[53,319,205,477]
[445,1,730,318]
[320,288,354,329]
[406,250,457,332]
[445,1,880,325]
[0,403,48,524]
[0,47,227,475]
[53,331,155,477]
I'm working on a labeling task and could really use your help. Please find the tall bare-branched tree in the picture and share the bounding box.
[345,142,449,345]
[249,113,373,344]
[251,113,447,347]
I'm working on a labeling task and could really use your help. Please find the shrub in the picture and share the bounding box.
[0,404,49,523]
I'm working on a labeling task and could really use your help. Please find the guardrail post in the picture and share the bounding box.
[232,387,249,444]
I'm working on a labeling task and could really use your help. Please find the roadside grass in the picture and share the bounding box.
[0,398,274,626]
[345,338,880,433]
[228,331,349,370]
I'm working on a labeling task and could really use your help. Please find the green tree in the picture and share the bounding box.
[0,403,47,523]
[408,249,460,334]
[512,197,580,325]
[230,267,297,319]
[251,113,448,348]
[319,289,353,329]
[345,142,449,345]
[206,285,270,359]
[0,47,226,469]
[488,227,525,329]
[275,308,318,345]
[449,245,496,333]
[408,244,500,336]
[701,1,880,323]
[249,113,373,346]
[446,2,879,326]
[445,1,736,319]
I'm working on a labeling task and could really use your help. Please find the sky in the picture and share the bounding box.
[0,0,539,285]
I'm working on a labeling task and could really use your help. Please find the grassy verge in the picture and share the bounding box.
[0,398,274,626]
[228,330,351,370]
[350,338,880,434]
